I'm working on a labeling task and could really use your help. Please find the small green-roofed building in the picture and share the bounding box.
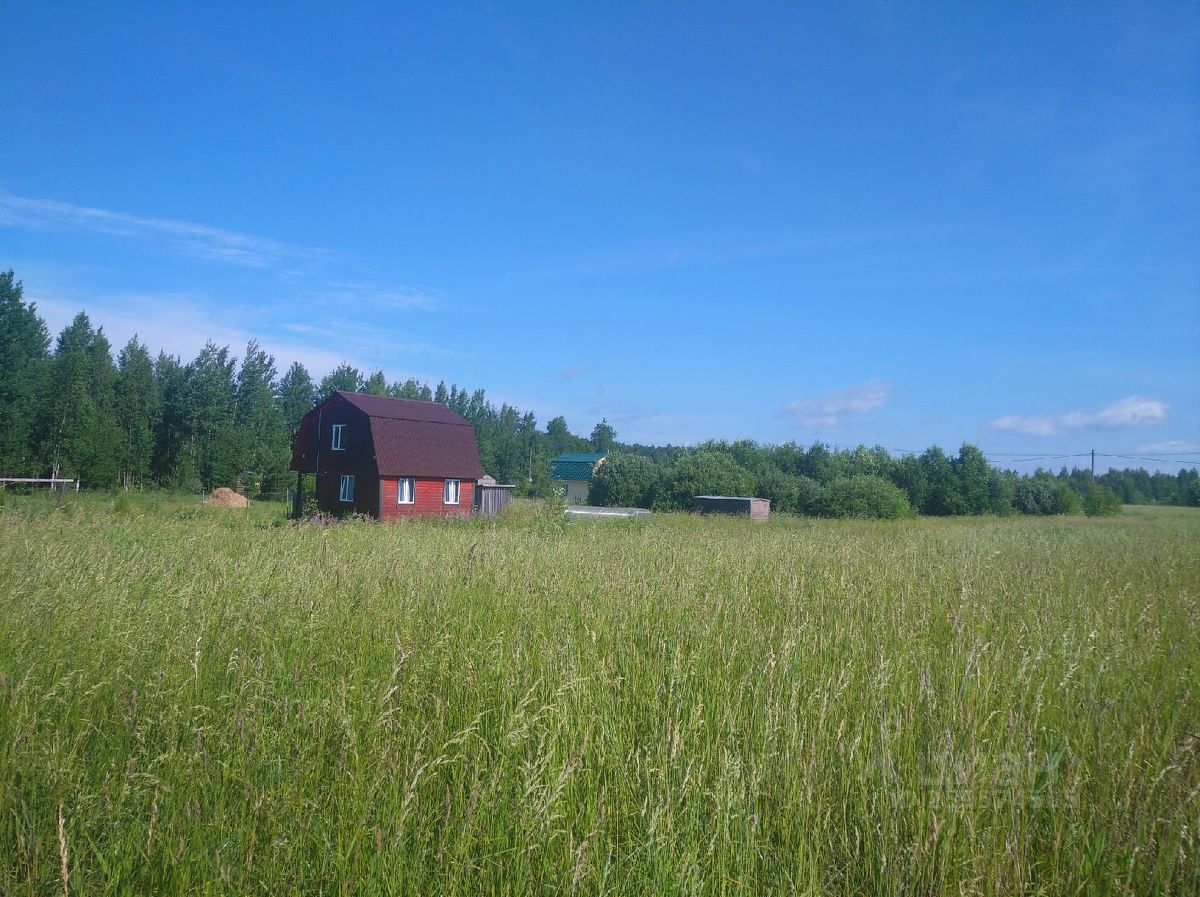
[550,452,607,504]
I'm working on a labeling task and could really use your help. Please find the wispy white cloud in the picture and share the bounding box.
[781,379,891,430]
[29,290,443,382]
[578,401,695,446]
[0,193,446,315]
[560,364,587,381]
[586,402,665,427]
[988,414,1059,437]
[285,316,458,359]
[990,396,1169,436]
[0,192,332,270]
[280,322,320,335]
[320,281,442,311]
[34,292,358,376]
[1136,439,1200,453]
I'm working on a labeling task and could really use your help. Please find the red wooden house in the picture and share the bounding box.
[290,391,483,519]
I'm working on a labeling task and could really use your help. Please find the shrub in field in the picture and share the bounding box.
[890,453,927,511]
[531,479,568,523]
[894,443,1019,516]
[1015,478,1081,515]
[792,474,827,516]
[1083,483,1122,517]
[987,469,1016,515]
[1013,478,1054,514]
[754,467,829,516]
[1047,482,1081,515]
[753,467,797,513]
[175,475,204,494]
[952,443,993,514]
[822,474,912,518]
[913,446,965,515]
[588,454,658,508]
[660,450,754,510]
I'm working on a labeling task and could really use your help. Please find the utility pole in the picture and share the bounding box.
[1091,449,1095,481]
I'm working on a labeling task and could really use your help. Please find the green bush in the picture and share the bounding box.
[662,450,754,511]
[754,468,832,516]
[1047,483,1081,515]
[111,491,132,515]
[987,471,1016,515]
[589,454,658,508]
[1083,483,1122,517]
[793,475,827,516]
[1013,479,1054,514]
[1013,478,1082,515]
[822,475,913,519]
[754,467,798,513]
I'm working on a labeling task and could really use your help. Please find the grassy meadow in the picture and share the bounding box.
[0,494,1196,895]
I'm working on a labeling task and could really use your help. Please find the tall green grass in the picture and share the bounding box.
[0,497,1196,894]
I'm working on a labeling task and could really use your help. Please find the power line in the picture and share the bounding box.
[984,453,1087,462]
[1126,452,1200,458]
[982,451,1091,458]
[780,442,1199,467]
[1098,453,1200,466]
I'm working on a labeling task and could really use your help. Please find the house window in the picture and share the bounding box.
[397,477,415,504]
[331,424,346,451]
[443,478,460,505]
[339,474,355,502]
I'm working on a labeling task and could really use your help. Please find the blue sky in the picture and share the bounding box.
[2,2,1197,470]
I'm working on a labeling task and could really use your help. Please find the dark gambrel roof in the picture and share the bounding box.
[370,417,483,479]
[290,391,482,480]
[336,391,469,425]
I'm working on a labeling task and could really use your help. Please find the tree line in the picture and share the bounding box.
[0,270,599,493]
[2,269,1196,514]
[590,441,1200,517]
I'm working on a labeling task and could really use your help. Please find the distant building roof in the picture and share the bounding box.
[550,452,607,481]
[693,495,771,520]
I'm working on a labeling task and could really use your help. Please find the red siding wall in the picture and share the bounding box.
[379,477,474,520]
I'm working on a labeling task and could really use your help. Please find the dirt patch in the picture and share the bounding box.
[203,487,248,509]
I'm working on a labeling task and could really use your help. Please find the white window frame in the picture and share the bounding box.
[339,474,355,502]
[443,478,460,505]
[331,424,346,451]
[397,477,415,505]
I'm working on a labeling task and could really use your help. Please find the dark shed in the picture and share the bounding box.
[693,495,771,520]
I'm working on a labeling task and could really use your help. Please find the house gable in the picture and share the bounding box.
[290,393,377,476]
[291,391,484,519]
